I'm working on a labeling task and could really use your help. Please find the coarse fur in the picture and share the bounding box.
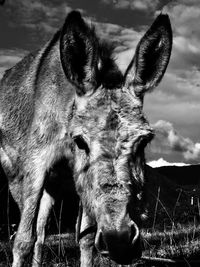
[0,10,172,267]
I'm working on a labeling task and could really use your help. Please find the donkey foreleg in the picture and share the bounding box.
[32,189,54,267]
[78,209,95,267]
[12,179,44,267]
[12,150,55,267]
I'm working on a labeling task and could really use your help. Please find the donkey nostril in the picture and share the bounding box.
[96,230,108,253]
[130,221,140,245]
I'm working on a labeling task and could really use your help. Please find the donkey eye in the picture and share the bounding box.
[74,135,90,154]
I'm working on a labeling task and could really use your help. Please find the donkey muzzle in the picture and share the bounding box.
[95,220,142,264]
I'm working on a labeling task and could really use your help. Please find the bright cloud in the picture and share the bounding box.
[102,0,159,11]
[150,120,200,162]
[143,0,200,154]
[147,158,190,168]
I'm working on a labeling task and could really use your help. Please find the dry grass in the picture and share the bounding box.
[1,186,200,266]
[142,224,200,259]
[1,226,200,267]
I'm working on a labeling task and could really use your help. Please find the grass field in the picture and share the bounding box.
[1,200,200,265]
[1,222,200,266]
[1,166,200,266]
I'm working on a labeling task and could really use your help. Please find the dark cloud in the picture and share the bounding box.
[162,1,200,74]
[3,0,72,28]
[0,0,5,5]
[0,0,73,50]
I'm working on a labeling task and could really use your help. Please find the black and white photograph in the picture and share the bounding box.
[0,0,200,266]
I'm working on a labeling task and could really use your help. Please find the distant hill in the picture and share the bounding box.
[155,165,200,186]
[145,165,178,207]
[145,165,200,228]
[144,165,179,227]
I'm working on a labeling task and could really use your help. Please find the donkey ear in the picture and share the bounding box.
[124,14,172,96]
[60,11,98,95]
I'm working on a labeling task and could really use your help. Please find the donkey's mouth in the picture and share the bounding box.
[95,225,142,264]
[106,236,142,264]
[97,238,142,264]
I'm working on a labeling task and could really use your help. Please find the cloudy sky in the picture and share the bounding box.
[0,0,200,165]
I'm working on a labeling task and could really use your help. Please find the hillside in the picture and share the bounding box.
[145,165,200,228]
[155,165,200,186]
[144,166,178,228]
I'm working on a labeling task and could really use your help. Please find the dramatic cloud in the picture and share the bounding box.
[163,1,200,39]
[144,69,200,137]
[143,0,200,154]
[0,0,199,165]
[149,120,200,162]
[102,0,159,11]
[5,0,72,30]
[162,1,200,72]
[0,0,74,49]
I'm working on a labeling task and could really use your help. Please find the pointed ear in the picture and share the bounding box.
[60,11,99,95]
[124,14,172,96]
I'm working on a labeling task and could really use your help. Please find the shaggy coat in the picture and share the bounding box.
[0,11,172,267]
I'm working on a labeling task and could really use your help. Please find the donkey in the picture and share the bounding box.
[0,10,172,267]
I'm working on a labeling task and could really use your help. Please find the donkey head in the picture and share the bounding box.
[60,11,172,264]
